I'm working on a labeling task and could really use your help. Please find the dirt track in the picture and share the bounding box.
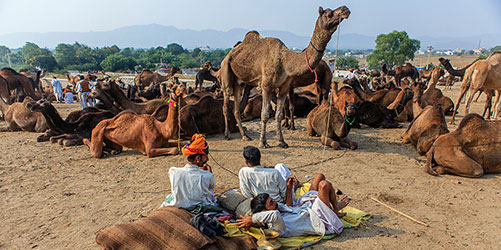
[0,83,500,249]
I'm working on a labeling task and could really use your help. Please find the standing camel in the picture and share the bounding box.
[450,52,501,124]
[0,68,40,101]
[134,67,179,90]
[195,61,219,90]
[220,6,350,148]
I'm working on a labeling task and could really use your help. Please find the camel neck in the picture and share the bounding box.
[111,83,139,111]
[159,97,181,138]
[412,89,423,116]
[0,96,8,114]
[352,82,372,101]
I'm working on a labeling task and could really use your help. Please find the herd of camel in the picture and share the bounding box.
[0,6,500,178]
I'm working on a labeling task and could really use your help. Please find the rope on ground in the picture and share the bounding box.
[370,197,429,227]
[209,152,239,177]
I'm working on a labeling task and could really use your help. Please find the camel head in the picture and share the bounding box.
[168,67,180,77]
[331,109,348,138]
[26,99,49,112]
[438,58,449,65]
[171,83,186,103]
[203,61,212,69]
[317,6,350,34]
[344,102,358,121]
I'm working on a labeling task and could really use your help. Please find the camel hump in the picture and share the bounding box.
[242,31,261,43]
[457,113,486,130]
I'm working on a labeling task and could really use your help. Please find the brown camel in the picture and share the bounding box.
[285,59,332,129]
[83,84,185,158]
[134,67,180,90]
[220,6,350,148]
[330,80,362,117]
[439,57,495,120]
[382,63,419,86]
[401,82,449,155]
[307,102,356,150]
[0,75,11,104]
[0,96,48,132]
[101,81,172,114]
[345,78,400,107]
[426,113,501,177]
[0,68,40,101]
[195,62,219,90]
[20,69,45,94]
[451,52,501,124]
[420,67,455,115]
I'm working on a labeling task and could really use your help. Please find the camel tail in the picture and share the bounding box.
[425,145,438,176]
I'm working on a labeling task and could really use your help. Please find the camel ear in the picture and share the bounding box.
[318,7,325,16]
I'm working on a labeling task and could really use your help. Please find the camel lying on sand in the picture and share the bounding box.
[84,84,186,158]
[426,113,501,177]
[307,102,357,150]
[0,96,48,132]
[28,100,115,146]
[402,82,449,155]
[382,63,419,86]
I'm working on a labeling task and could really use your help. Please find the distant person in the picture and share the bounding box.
[64,91,74,104]
[75,76,92,109]
[51,76,63,103]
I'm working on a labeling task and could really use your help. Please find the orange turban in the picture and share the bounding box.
[182,134,209,156]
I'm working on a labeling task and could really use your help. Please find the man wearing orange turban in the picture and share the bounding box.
[162,134,217,209]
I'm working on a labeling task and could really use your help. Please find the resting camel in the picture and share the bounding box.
[0,96,48,132]
[220,6,350,148]
[195,62,219,90]
[382,63,419,86]
[420,67,454,115]
[345,78,401,107]
[0,75,11,105]
[307,102,356,150]
[0,68,40,101]
[330,80,362,117]
[439,57,495,119]
[401,82,449,155]
[134,67,179,90]
[450,52,501,124]
[426,113,501,177]
[28,100,115,145]
[20,69,45,94]
[83,84,186,158]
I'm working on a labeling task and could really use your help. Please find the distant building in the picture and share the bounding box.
[454,48,464,54]
[472,48,485,55]
[199,46,211,51]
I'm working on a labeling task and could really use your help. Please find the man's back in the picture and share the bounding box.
[169,164,216,209]
[239,166,286,203]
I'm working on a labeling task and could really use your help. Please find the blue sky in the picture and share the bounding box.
[0,0,499,37]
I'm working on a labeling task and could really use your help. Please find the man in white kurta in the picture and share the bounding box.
[239,146,287,203]
[161,134,216,209]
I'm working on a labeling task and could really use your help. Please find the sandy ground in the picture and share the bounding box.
[0,83,500,250]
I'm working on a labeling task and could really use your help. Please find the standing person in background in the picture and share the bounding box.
[75,76,91,109]
[51,76,63,103]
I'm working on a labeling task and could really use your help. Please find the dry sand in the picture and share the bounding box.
[0,83,500,249]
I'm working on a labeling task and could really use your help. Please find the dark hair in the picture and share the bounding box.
[79,75,84,80]
[187,154,203,162]
[251,193,269,213]
[243,146,260,166]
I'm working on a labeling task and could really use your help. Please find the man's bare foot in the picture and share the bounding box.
[334,195,350,218]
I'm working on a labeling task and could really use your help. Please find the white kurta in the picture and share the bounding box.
[239,166,287,203]
[166,164,216,209]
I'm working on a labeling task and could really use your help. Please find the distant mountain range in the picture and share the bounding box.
[1,24,499,51]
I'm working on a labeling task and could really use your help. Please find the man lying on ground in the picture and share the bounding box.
[236,176,350,237]
[161,134,217,209]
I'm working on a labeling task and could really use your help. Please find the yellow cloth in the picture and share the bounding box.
[223,182,371,247]
[182,134,209,156]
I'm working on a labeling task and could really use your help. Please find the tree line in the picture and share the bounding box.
[0,42,231,73]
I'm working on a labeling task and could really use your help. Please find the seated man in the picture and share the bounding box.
[239,146,287,203]
[237,177,350,237]
[161,134,217,209]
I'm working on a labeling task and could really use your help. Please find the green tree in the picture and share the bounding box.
[21,42,42,63]
[336,57,359,70]
[0,45,10,63]
[100,54,136,71]
[367,31,420,69]
[490,45,501,53]
[167,43,184,55]
[55,43,77,67]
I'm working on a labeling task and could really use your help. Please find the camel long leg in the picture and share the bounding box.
[493,90,501,120]
[222,89,232,140]
[275,85,290,148]
[464,68,488,117]
[473,90,482,102]
[450,82,470,124]
[259,85,273,148]
[145,146,179,158]
[287,86,295,130]
[233,84,251,141]
[482,90,493,119]
[428,145,484,178]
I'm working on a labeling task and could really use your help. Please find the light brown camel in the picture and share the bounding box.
[345,78,400,107]
[0,96,48,132]
[450,52,501,124]
[401,82,449,155]
[330,80,362,117]
[0,68,40,101]
[0,75,11,104]
[134,67,180,90]
[307,102,356,150]
[83,84,185,158]
[20,69,45,94]
[439,57,495,119]
[220,6,350,148]
[426,113,501,177]
[420,67,455,115]
[382,63,419,86]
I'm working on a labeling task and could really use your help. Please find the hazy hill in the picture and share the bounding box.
[0,24,499,50]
